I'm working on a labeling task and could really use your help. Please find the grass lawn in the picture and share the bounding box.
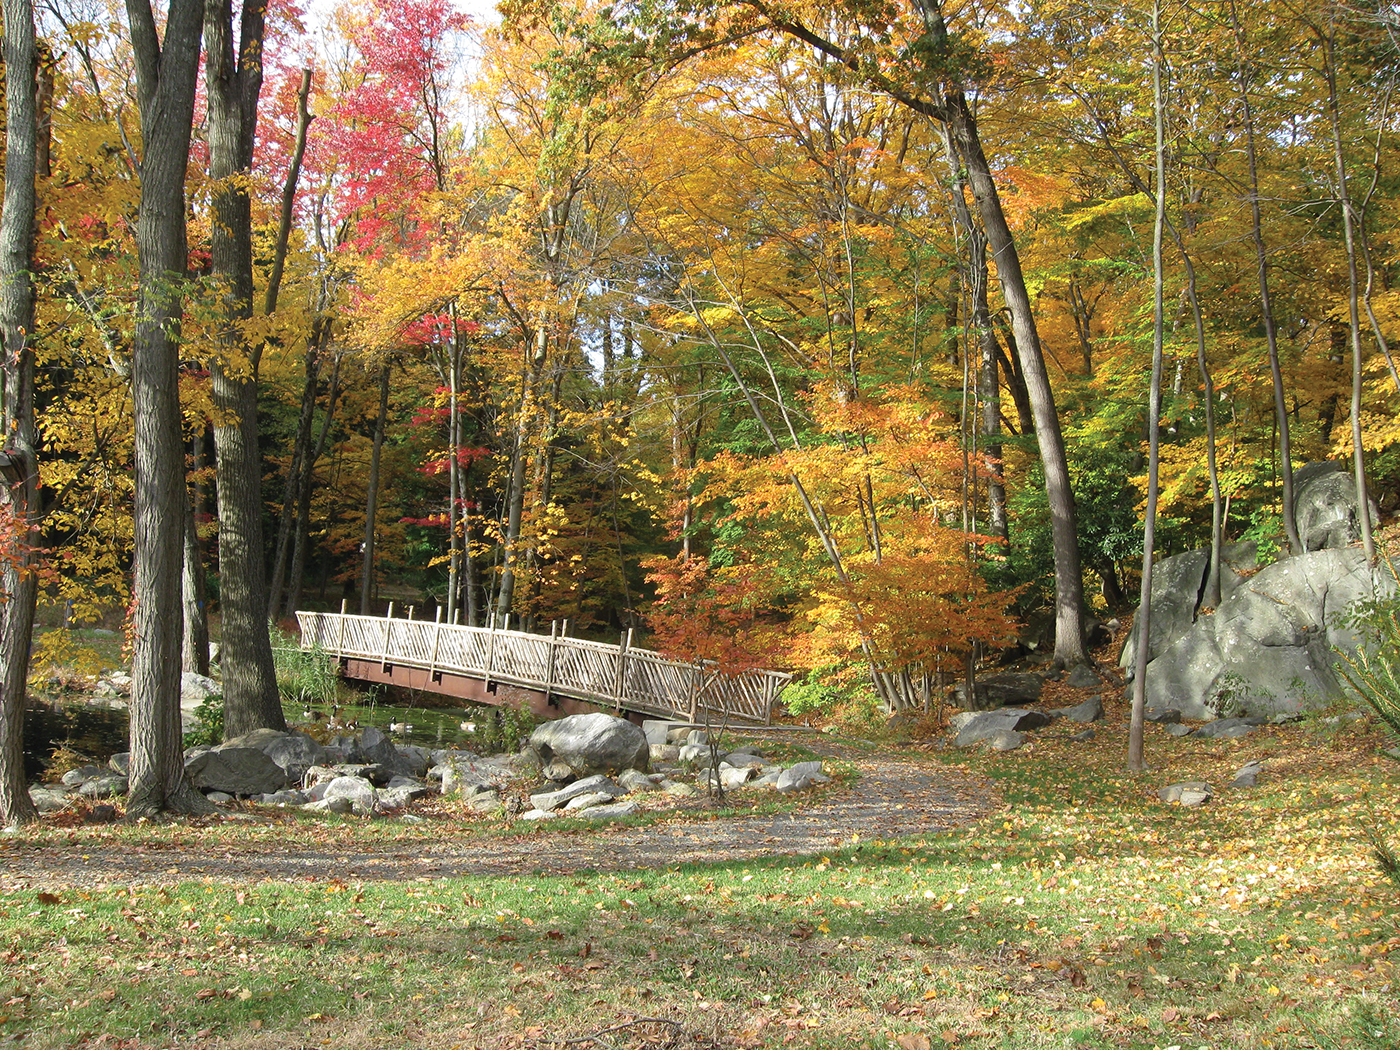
[1,711,1397,1050]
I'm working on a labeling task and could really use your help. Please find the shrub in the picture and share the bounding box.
[270,627,340,708]
[1337,571,1400,890]
[1336,576,1400,744]
[182,694,224,748]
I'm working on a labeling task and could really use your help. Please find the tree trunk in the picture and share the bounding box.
[496,324,545,622]
[941,89,1087,667]
[264,68,313,316]
[1129,0,1166,773]
[938,118,1008,545]
[285,353,341,616]
[447,338,462,623]
[0,0,41,828]
[124,0,216,817]
[181,490,210,675]
[1230,1,1301,556]
[1322,15,1375,563]
[360,363,391,615]
[205,0,284,738]
[266,337,321,620]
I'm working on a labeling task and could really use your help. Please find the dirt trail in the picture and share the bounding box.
[0,742,998,888]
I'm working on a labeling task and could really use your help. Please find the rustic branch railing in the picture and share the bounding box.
[296,608,789,724]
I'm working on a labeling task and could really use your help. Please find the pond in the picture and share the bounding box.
[22,698,129,782]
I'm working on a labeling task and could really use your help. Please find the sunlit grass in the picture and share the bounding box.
[1,714,1396,1049]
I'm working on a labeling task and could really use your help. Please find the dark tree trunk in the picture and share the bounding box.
[285,353,341,616]
[360,363,391,615]
[263,72,316,618]
[267,323,326,620]
[205,0,284,738]
[0,0,41,828]
[937,118,1007,545]
[124,0,216,817]
[1230,1,1300,555]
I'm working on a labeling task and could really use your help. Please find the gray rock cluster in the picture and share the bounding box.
[517,739,828,820]
[34,712,833,822]
[1157,760,1268,807]
[948,698,1282,751]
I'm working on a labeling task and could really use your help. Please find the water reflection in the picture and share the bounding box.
[22,698,129,781]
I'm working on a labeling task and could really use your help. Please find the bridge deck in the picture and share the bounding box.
[296,610,789,724]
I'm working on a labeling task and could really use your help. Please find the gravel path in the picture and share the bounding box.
[0,743,998,889]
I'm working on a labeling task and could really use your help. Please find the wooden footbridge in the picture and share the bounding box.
[296,607,790,724]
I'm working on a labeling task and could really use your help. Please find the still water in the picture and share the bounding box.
[22,698,129,781]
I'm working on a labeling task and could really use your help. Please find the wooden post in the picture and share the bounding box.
[613,629,631,713]
[408,605,415,621]
[689,660,702,721]
[544,620,558,706]
[336,598,348,656]
[485,613,497,691]
[429,606,443,683]
[382,602,395,671]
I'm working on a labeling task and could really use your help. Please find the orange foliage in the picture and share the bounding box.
[641,553,782,676]
[794,515,1019,676]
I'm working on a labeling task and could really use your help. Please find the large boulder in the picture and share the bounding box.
[185,747,289,796]
[950,673,1043,712]
[1121,541,1257,671]
[953,708,1052,747]
[527,713,649,777]
[1140,546,1393,719]
[219,729,325,783]
[1293,461,1379,553]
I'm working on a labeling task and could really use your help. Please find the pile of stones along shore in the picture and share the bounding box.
[944,664,1373,807]
[30,711,831,821]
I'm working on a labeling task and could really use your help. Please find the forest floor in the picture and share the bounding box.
[1,676,1398,1050]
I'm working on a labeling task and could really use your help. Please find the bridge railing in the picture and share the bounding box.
[296,609,790,724]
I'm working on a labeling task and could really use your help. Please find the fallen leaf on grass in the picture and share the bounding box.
[895,1034,931,1050]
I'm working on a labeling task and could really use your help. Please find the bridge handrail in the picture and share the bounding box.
[295,610,790,724]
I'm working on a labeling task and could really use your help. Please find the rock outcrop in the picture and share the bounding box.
[1121,462,1391,720]
[1136,546,1390,719]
